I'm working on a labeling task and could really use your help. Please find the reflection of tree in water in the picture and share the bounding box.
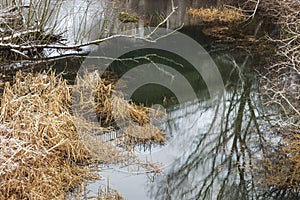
[147,55,299,200]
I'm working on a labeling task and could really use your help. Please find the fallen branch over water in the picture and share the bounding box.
[0,34,148,51]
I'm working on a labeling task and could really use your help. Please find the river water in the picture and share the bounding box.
[48,1,293,200]
[47,1,270,200]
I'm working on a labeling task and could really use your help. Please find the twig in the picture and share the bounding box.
[0,29,39,42]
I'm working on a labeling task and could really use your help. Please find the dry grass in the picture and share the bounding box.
[73,182,125,200]
[0,69,165,199]
[258,130,300,190]
[74,71,166,148]
[0,71,97,199]
[187,8,245,24]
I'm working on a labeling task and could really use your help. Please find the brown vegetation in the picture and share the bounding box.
[252,0,300,191]
[0,72,97,199]
[0,70,164,199]
[74,71,166,148]
[260,131,300,190]
[187,8,246,24]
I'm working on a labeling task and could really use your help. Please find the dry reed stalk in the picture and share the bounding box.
[73,182,125,200]
[0,6,23,35]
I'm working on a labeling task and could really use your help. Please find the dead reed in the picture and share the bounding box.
[188,8,245,24]
[74,71,166,148]
[0,69,165,199]
[73,181,125,200]
[0,71,97,199]
[258,130,300,190]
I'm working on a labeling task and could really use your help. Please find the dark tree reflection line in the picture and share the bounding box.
[147,55,298,200]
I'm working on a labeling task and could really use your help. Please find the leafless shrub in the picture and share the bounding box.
[251,0,300,190]
[258,0,300,129]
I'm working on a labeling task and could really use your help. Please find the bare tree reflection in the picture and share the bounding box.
[147,52,272,200]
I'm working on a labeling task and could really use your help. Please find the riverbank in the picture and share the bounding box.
[255,0,300,191]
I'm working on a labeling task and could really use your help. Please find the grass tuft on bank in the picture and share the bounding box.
[187,8,245,24]
[0,70,164,199]
[0,71,96,199]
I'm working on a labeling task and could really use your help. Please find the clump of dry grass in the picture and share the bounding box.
[0,69,165,199]
[187,8,245,24]
[74,71,166,148]
[256,129,300,190]
[0,71,97,199]
[73,182,125,200]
